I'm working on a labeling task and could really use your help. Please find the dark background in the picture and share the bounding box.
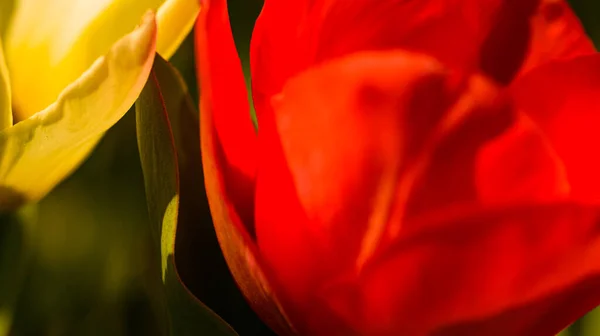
[4,0,600,335]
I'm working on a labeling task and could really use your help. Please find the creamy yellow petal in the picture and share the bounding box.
[0,12,157,211]
[156,0,200,59]
[0,35,11,130]
[5,0,196,121]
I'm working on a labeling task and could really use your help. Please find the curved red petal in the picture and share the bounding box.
[254,50,457,334]
[249,0,305,122]
[519,0,596,76]
[475,113,570,205]
[511,54,600,202]
[253,106,355,335]
[324,203,600,335]
[196,0,295,333]
[436,275,600,336]
[195,0,257,230]
[401,75,515,225]
[254,50,521,334]
[250,0,555,121]
[200,94,296,335]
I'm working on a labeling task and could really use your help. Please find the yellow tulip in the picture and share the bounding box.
[0,0,200,211]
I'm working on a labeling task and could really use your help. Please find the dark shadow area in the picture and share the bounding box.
[164,64,275,335]
[0,187,26,213]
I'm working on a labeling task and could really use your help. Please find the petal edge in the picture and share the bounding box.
[0,12,157,210]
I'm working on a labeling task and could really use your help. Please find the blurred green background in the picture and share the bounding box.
[2,0,600,335]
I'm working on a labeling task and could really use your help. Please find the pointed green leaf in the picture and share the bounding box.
[136,54,237,336]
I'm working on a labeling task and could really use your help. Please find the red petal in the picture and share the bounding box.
[324,203,600,335]
[196,0,295,333]
[254,50,455,334]
[475,113,570,205]
[406,96,572,217]
[253,105,356,335]
[200,93,296,335]
[400,75,514,225]
[249,0,566,121]
[195,0,257,229]
[519,0,596,76]
[511,54,600,202]
[254,50,515,334]
[249,0,306,121]
[437,275,600,335]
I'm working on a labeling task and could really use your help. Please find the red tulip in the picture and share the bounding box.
[195,0,600,335]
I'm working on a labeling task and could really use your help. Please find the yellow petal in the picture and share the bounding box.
[0,12,157,211]
[156,0,200,59]
[5,0,196,121]
[0,35,11,130]
[0,0,15,36]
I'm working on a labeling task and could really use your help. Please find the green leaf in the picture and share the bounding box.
[135,54,237,336]
[582,306,600,336]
